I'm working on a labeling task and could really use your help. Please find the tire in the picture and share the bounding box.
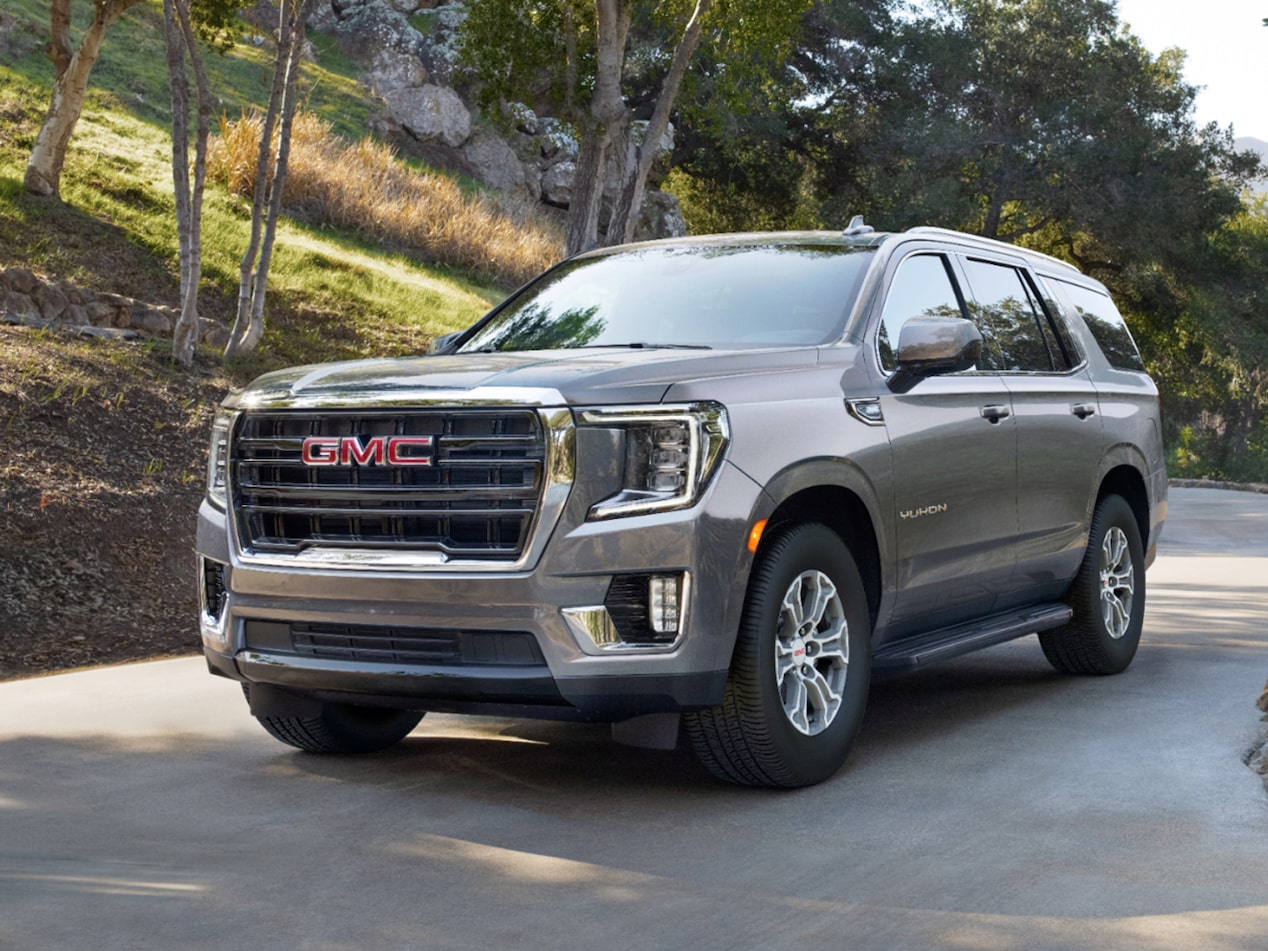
[685,523,871,788]
[1040,493,1145,675]
[243,685,424,753]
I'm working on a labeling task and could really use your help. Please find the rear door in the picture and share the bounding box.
[958,257,1104,605]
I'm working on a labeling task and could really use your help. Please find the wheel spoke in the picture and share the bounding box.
[775,568,851,736]
[800,667,842,731]
[1099,526,1135,639]
[782,577,807,631]
[782,674,810,733]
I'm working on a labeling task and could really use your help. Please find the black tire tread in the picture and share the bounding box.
[685,523,869,788]
[243,685,423,753]
[1040,494,1144,675]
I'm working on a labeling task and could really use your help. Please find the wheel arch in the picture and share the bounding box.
[760,483,883,632]
[1098,464,1150,550]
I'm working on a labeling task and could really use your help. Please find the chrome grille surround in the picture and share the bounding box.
[225,390,574,572]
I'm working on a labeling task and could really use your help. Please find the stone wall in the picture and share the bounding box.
[0,266,229,348]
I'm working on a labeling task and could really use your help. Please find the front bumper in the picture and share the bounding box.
[196,460,761,720]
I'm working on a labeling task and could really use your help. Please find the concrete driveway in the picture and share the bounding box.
[2,487,1266,950]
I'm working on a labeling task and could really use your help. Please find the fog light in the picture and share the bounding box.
[202,557,228,621]
[649,574,682,635]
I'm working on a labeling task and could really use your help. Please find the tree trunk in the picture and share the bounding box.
[165,0,214,367]
[163,0,196,365]
[225,0,311,359]
[24,0,143,198]
[607,0,711,246]
[248,5,309,334]
[563,0,630,256]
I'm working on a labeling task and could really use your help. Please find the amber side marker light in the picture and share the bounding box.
[747,519,768,554]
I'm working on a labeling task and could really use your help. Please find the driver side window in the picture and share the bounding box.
[877,254,969,372]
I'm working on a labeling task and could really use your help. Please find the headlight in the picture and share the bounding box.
[581,402,729,520]
[205,408,236,509]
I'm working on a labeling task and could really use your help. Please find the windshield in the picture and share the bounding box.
[457,243,875,352]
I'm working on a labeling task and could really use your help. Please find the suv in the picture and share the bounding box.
[197,223,1167,787]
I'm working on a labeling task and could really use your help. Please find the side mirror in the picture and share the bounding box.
[427,330,465,355]
[894,316,982,377]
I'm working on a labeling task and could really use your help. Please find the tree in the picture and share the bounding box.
[1165,203,1268,478]
[802,0,1257,253]
[163,0,243,367]
[25,0,146,197]
[224,0,312,358]
[459,0,813,254]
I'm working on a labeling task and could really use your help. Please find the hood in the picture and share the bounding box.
[229,347,822,410]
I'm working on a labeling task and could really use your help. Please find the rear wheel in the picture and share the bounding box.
[685,523,871,788]
[244,685,423,753]
[1040,493,1145,675]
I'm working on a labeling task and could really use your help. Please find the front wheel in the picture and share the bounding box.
[685,523,871,788]
[1040,493,1145,675]
[245,686,424,753]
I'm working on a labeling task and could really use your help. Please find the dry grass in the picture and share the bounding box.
[208,112,563,288]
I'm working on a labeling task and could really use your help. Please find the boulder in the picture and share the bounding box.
[460,127,529,198]
[2,290,37,319]
[634,190,688,242]
[200,318,233,351]
[329,0,425,66]
[537,118,580,163]
[3,267,38,295]
[132,306,174,338]
[62,305,90,327]
[34,282,69,321]
[540,161,575,208]
[366,47,428,95]
[383,84,471,148]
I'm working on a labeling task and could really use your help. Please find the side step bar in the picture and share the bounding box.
[872,603,1072,674]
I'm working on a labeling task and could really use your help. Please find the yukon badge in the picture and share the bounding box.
[301,435,434,466]
[900,503,948,521]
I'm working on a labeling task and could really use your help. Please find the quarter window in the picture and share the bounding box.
[1050,279,1146,372]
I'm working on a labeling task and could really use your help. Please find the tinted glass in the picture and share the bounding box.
[877,254,967,371]
[1052,279,1146,372]
[458,244,874,352]
[962,259,1061,372]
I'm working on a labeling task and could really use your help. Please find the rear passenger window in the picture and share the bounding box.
[877,254,968,372]
[961,259,1071,372]
[1051,279,1147,372]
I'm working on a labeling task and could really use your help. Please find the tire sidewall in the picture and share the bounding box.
[741,524,871,784]
[1081,495,1146,671]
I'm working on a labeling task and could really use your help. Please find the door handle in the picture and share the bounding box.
[980,404,1011,424]
[1072,403,1096,419]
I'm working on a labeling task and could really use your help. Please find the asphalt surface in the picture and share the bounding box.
[2,487,1266,950]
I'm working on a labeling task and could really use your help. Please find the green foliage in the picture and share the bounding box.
[0,0,501,377]
[459,0,813,123]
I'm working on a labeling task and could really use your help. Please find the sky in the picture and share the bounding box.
[1114,0,1267,142]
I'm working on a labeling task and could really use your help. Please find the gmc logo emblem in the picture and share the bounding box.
[301,435,434,467]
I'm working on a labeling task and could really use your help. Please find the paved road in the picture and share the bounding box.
[2,487,1266,950]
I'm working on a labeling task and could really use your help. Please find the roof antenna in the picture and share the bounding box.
[843,215,874,237]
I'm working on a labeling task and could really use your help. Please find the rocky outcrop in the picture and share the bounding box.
[304,0,686,240]
[0,267,229,348]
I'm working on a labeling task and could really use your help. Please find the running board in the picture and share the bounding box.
[872,603,1072,674]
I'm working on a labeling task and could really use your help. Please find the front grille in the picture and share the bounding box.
[232,410,545,560]
[245,621,546,667]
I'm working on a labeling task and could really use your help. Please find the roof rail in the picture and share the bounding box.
[904,227,1079,272]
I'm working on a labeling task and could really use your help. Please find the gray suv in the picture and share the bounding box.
[197,223,1167,787]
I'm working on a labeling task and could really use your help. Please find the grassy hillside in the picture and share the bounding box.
[0,0,515,376]
[0,5,549,678]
